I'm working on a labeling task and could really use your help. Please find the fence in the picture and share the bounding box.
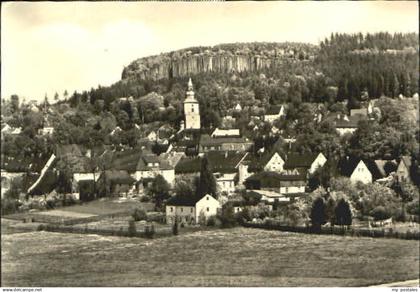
[242,220,420,240]
[37,222,173,239]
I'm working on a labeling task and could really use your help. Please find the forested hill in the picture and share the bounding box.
[70,33,418,115]
[121,42,318,81]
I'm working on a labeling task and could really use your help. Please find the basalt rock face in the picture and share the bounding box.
[121,43,317,81]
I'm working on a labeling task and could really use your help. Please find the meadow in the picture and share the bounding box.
[1,227,419,287]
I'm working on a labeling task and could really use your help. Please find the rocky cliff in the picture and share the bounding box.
[121,43,318,81]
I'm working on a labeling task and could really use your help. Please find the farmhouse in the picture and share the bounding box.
[133,153,175,185]
[165,194,220,225]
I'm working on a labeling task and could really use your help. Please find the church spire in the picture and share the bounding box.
[188,77,193,91]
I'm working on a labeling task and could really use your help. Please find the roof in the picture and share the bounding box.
[284,153,318,169]
[374,159,397,177]
[206,151,248,173]
[108,148,144,172]
[136,154,173,171]
[175,157,201,174]
[245,170,307,189]
[338,157,376,178]
[265,105,284,115]
[101,170,135,184]
[1,154,50,173]
[199,134,251,146]
[211,128,240,138]
[166,194,202,207]
[56,144,83,157]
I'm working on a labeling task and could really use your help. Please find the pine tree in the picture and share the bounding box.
[197,157,217,198]
[310,197,327,229]
[335,198,352,226]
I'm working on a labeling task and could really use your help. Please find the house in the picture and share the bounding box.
[165,194,221,225]
[146,130,157,142]
[1,124,22,136]
[284,152,327,174]
[199,134,253,153]
[133,153,175,185]
[234,103,242,111]
[334,114,364,136]
[214,173,236,194]
[264,152,285,172]
[98,170,136,195]
[263,105,285,123]
[38,126,54,136]
[395,156,412,183]
[339,158,372,184]
[371,159,398,181]
[244,169,307,199]
[211,128,240,138]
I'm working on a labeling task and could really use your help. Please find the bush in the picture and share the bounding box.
[132,208,147,221]
[140,196,151,202]
[206,216,216,226]
[172,220,178,235]
[128,220,136,237]
[144,224,155,239]
[370,206,391,221]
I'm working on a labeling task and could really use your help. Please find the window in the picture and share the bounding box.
[206,207,210,212]
[285,187,289,193]
[191,208,193,213]
[206,196,209,200]
[181,208,183,212]
[170,207,173,212]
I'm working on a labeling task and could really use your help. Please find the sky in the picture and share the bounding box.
[1,1,418,103]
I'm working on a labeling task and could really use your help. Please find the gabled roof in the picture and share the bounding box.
[338,157,377,178]
[206,151,248,173]
[166,194,204,207]
[284,153,318,169]
[108,148,144,172]
[174,157,201,174]
[374,159,397,178]
[265,105,284,115]
[136,154,173,171]
[101,170,135,185]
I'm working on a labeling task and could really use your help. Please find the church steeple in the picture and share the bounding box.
[183,77,200,129]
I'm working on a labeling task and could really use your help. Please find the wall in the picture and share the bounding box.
[195,194,220,223]
[350,161,372,184]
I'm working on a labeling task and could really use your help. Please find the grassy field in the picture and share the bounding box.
[1,227,419,287]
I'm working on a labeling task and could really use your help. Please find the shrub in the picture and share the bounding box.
[172,219,179,235]
[206,215,216,226]
[335,198,352,226]
[370,206,391,221]
[132,208,147,221]
[144,225,155,239]
[310,197,327,228]
[128,220,136,237]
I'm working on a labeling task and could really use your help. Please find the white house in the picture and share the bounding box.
[38,126,54,135]
[350,160,373,184]
[166,194,221,225]
[215,173,236,194]
[146,131,157,141]
[308,153,327,174]
[250,190,291,203]
[264,152,285,172]
[234,103,242,111]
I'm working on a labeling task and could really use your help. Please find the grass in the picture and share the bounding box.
[3,198,155,224]
[1,227,419,287]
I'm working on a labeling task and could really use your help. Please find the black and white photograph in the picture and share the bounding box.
[1,1,419,289]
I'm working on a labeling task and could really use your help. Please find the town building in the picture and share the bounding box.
[165,194,221,225]
[211,128,240,138]
[263,105,286,123]
[339,157,373,184]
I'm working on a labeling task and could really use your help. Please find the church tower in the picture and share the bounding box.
[184,78,201,129]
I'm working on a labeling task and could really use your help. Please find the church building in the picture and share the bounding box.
[184,78,201,129]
